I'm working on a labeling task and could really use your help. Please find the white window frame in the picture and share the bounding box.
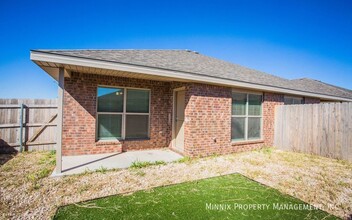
[96,86,151,140]
[231,90,263,142]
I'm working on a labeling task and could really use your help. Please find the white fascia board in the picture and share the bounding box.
[30,51,352,102]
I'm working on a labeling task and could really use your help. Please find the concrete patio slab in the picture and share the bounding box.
[52,149,183,176]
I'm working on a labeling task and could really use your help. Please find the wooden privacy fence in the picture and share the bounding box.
[0,99,57,153]
[274,102,352,162]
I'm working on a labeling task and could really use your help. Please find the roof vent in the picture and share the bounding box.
[186,49,199,54]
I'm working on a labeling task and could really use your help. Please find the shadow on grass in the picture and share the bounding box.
[0,139,17,166]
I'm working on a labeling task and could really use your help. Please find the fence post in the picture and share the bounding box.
[19,103,25,152]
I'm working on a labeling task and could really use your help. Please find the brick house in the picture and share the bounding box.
[30,50,352,174]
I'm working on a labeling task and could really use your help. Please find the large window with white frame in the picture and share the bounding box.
[231,92,262,141]
[97,86,150,140]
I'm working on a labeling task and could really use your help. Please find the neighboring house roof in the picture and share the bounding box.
[30,49,352,101]
[291,78,352,100]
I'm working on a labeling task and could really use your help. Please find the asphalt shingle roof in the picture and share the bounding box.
[32,49,352,100]
[290,78,352,99]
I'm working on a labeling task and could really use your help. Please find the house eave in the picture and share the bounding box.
[30,50,352,102]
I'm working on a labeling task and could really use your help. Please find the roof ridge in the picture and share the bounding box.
[31,49,192,51]
[292,77,319,82]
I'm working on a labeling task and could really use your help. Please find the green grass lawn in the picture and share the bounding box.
[54,174,338,220]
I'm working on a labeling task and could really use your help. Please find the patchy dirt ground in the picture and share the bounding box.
[1,148,351,220]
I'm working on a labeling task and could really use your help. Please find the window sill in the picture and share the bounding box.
[231,139,264,146]
[96,138,150,144]
[96,140,121,145]
[122,138,150,141]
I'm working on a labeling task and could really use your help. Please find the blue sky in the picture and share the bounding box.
[0,0,351,98]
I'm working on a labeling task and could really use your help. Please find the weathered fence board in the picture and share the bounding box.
[0,99,57,153]
[274,102,352,162]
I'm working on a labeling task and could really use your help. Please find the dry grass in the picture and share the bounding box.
[0,148,351,219]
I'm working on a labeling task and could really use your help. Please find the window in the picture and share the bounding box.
[231,92,262,141]
[97,87,150,140]
[284,96,304,105]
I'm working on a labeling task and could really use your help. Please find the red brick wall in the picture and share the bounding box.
[62,72,172,156]
[181,85,285,157]
[183,83,232,157]
[62,72,318,157]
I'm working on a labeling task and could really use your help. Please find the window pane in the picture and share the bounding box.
[248,94,262,116]
[285,96,303,105]
[98,87,124,112]
[126,115,149,138]
[98,114,122,139]
[232,93,247,115]
[231,117,245,140]
[293,98,303,104]
[126,89,150,113]
[284,97,293,105]
[248,117,261,139]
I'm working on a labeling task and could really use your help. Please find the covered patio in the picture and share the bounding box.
[52,149,183,176]
[31,50,191,175]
